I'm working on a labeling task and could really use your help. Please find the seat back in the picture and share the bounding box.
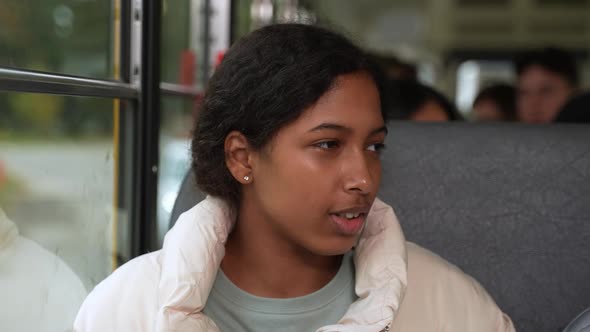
[170,122,590,331]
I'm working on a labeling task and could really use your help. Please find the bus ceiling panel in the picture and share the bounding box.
[0,68,138,99]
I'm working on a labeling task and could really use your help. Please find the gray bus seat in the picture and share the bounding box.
[170,122,590,332]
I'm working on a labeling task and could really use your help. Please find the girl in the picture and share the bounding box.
[75,24,514,332]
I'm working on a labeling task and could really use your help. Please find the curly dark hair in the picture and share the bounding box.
[191,23,386,209]
[515,47,579,87]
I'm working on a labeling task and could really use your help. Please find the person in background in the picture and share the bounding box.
[384,79,463,122]
[473,83,517,122]
[515,47,579,123]
[371,54,417,81]
[0,208,87,332]
[555,91,590,123]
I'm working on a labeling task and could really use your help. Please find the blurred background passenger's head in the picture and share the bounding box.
[515,47,579,123]
[384,80,462,122]
[473,83,517,122]
[372,54,418,81]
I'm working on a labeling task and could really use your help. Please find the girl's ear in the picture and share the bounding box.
[224,131,254,184]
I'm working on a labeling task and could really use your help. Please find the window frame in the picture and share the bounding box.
[0,0,217,266]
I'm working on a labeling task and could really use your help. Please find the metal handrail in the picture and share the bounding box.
[160,82,202,97]
[0,67,138,99]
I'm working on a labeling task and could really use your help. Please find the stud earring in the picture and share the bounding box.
[243,175,250,181]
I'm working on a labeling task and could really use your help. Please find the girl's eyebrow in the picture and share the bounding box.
[308,123,388,135]
[308,123,351,133]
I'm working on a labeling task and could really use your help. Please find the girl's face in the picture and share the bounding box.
[246,72,385,256]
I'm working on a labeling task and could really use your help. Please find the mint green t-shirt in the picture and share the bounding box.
[202,253,357,332]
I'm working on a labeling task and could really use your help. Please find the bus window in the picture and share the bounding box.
[0,92,126,330]
[157,96,194,245]
[0,1,114,79]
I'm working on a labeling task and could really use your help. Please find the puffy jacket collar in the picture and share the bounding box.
[156,197,407,332]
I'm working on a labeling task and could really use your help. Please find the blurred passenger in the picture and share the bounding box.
[555,92,590,123]
[384,79,462,122]
[0,208,87,332]
[473,84,517,122]
[372,54,418,81]
[515,47,579,123]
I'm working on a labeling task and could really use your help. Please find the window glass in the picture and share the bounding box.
[0,92,124,331]
[161,0,195,85]
[0,0,113,78]
[161,0,231,88]
[157,96,195,245]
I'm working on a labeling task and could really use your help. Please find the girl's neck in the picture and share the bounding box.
[220,202,342,298]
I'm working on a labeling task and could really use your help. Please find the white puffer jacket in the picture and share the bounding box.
[74,197,515,332]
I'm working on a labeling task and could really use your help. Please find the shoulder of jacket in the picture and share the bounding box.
[405,242,460,275]
[405,241,492,299]
[403,242,515,332]
[74,251,162,331]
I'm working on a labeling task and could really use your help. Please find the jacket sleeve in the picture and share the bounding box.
[443,266,516,332]
[402,242,516,332]
[73,253,160,332]
[73,282,120,332]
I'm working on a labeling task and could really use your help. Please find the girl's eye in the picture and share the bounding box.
[315,141,340,150]
[367,143,386,154]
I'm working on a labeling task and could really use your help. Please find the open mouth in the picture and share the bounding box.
[334,212,364,219]
[329,212,367,235]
